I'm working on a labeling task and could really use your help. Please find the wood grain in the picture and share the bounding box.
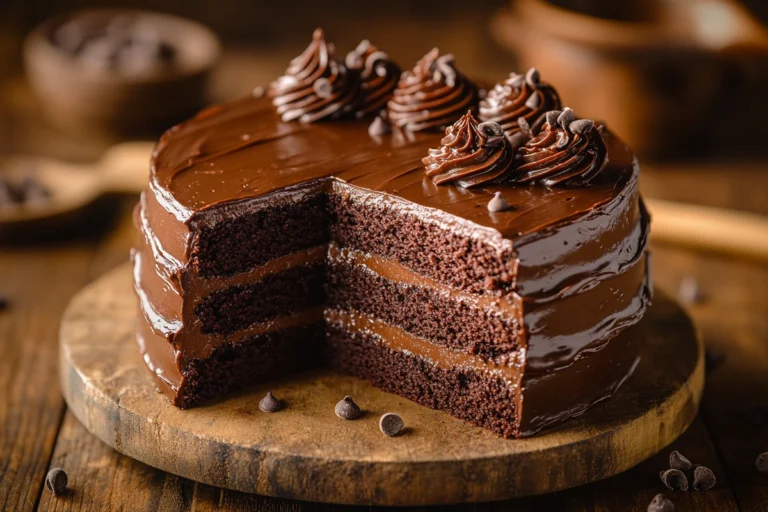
[58,263,703,506]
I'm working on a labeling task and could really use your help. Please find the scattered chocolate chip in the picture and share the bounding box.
[518,117,533,138]
[508,73,525,89]
[478,121,504,137]
[18,176,50,204]
[669,450,692,471]
[335,396,362,420]
[45,468,68,496]
[705,349,726,374]
[647,493,675,512]
[692,466,716,491]
[525,68,540,87]
[557,107,575,131]
[258,391,282,413]
[678,276,705,305]
[0,295,8,311]
[507,131,527,150]
[368,116,391,137]
[0,179,17,207]
[569,119,594,135]
[379,413,404,436]
[487,191,512,213]
[313,78,333,98]
[660,468,689,491]
[545,110,561,127]
[756,452,768,472]
[524,93,540,109]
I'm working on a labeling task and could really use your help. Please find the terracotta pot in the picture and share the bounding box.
[491,0,768,156]
[24,9,221,136]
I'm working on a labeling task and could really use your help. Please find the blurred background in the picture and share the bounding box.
[1,2,768,511]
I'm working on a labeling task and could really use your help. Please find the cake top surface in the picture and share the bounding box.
[150,93,636,240]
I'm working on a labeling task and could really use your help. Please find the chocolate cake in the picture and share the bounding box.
[132,29,651,438]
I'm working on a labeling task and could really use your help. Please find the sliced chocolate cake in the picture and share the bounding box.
[132,29,651,438]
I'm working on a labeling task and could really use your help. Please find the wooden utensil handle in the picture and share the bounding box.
[646,198,768,262]
[101,141,155,194]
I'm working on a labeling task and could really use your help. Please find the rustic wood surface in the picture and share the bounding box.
[58,265,703,506]
[1,19,768,511]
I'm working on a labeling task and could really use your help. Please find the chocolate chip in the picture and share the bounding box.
[525,67,540,88]
[669,450,692,471]
[313,78,333,99]
[478,121,504,137]
[659,468,688,491]
[518,117,533,138]
[569,119,594,135]
[557,107,575,131]
[258,391,282,413]
[368,116,391,137]
[18,176,50,204]
[0,295,8,311]
[545,110,561,127]
[507,73,525,89]
[379,413,404,436]
[45,468,68,496]
[692,466,716,491]
[678,276,705,305]
[79,36,123,71]
[524,93,540,109]
[335,396,362,420]
[507,131,527,150]
[756,452,768,472]
[0,178,18,207]
[488,191,511,213]
[647,493,675,512]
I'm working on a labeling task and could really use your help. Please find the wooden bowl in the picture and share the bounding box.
[491,0,768,156]
[23,9,221,136]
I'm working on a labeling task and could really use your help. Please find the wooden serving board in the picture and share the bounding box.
[59,264,704,506]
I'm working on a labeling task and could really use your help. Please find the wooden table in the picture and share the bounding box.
[1,55,768,511]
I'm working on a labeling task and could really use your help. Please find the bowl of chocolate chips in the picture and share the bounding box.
[24,10,220,135]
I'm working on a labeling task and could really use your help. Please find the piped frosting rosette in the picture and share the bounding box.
[422,111,514,188]
[512,107,608,186]
[269,28,357,123]
[387,48,478,132]
[345,40,401,118]
[479,68,561,139]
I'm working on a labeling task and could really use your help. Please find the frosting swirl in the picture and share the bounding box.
[387,48,478,132]
[345,40,400,118]
[479,68,561,138]
[513,108,608,186]
[269,28,357,123]
[422,111,514,188]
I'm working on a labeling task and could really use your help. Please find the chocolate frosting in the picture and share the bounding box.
[269,28,356,123]
[479,68,561,138]
[387,48,478,132]
[422,111,514,188]
[513,108,608,186]
[137,88,650,436]
[345,40,400,118]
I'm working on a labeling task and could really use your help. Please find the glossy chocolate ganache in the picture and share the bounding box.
[133,29,651,438]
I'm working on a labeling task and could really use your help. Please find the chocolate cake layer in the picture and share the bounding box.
[325,314,521,438]
[195,263,326,335]
[132,93,652,437]
[326,255,521,358]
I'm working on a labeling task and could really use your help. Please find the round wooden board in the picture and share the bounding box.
[60,263,704,506]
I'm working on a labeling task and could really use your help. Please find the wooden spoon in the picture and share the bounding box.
[0,141,153,228]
